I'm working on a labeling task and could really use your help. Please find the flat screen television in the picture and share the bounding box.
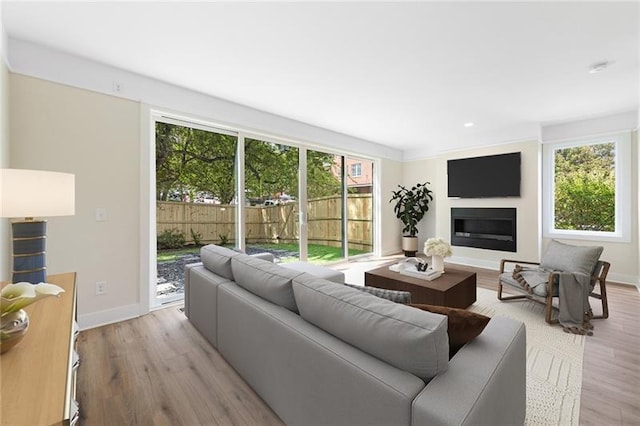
[447,152,521,198]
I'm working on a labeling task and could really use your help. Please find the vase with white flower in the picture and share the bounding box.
[1,282,65,354]
[424,238,452,273]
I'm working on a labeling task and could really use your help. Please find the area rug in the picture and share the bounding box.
[470,288,585,426]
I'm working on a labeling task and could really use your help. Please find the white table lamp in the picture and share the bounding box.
[0,169,75,283]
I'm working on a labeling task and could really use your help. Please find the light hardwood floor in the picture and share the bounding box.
[77,307,284,425]
[455,263,640,426]
[78,264,640,425]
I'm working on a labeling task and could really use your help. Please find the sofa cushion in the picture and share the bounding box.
[231,254,303,313]
[500,270,550,297]
[409,304,490,358]
[344,283,412,304]
[292,274,449,381]
[540,239,603,276]
[281,262,345,283]
[200,244,241,280]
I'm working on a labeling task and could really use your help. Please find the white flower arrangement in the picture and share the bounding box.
[423,237,452,258]
[1,282,65,316]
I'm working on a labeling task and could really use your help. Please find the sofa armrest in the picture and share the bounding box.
[412,316,526,426]
[183,262,203,318]
[250,252,275,262]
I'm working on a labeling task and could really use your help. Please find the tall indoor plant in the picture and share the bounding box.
[390,182,433,256]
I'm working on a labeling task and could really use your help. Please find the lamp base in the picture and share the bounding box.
[11,220,47,284]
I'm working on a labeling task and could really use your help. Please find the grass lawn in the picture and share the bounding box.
[157,243,366,264]
[251,243,366,264]
[157,246,200,262]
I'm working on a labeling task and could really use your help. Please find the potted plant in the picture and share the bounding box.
[390,182,433,256]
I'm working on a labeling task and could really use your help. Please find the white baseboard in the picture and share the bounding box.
[606,272,640,288]
[77,303,141,331]
[381,247,402,257]
[447,255,500,271]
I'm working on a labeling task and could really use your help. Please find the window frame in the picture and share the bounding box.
[543,131,631,242]
[351,162,362,177]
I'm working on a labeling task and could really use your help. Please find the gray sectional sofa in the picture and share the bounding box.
[185,244,526,426]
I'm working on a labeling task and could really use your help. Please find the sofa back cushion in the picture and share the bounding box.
[200,244,241,280]
[541,239,603,275]
[292,274,449,381]
[231,255,303,313]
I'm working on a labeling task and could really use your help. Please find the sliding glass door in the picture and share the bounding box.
[303,152,374,263]
[306,150,345,263]
[346,156,374,256]
[244,138,300,262]
[155,119,237,305]
[151,112,378,308]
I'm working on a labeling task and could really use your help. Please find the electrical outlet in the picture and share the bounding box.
[96,281,107,295]
[112,81,122,93]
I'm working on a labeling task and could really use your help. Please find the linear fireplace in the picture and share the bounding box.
[451,208,517,252]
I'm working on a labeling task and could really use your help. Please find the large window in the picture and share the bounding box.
[150,112,378,307]
[543,132,631,241]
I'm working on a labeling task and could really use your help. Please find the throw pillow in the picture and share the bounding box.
[409,304,490,358]
[540,239,603,276]
[343,283,412,304]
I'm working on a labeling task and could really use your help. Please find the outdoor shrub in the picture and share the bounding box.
[219,233,229,246]
[190,228,202,246]
[158,228,186,250]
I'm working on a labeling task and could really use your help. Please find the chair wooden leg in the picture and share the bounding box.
[545,294,558,324]
[497,282,529,301]
[590,281,609,319]
[600,281,609,318]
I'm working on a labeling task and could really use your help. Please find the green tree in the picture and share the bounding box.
[307,151,341,198]
[155,123,237,203]
[245,139,299,201]
[554,143,615,231]
[156,124,341,204]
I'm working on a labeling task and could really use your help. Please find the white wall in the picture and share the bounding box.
[10,74,141,327]
[0,4,9,281]
[401,157,439,252]
[378,158,404,256]
[405,140,541,270]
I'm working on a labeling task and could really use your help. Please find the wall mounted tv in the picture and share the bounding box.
[447,152,521,198]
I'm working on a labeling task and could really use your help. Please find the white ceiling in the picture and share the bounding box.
[3,2,639,153]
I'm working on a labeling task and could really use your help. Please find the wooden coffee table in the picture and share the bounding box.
[364,264,476,308]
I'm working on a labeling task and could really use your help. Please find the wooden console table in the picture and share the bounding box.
[1,272,79,425]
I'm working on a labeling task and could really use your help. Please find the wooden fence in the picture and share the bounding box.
[157,194,373,251]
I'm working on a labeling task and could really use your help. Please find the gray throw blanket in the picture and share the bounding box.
[513,265,593,335]
[557,272,593,335]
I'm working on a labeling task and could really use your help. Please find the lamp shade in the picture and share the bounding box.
[0,169,75,218]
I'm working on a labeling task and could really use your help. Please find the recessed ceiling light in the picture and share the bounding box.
[464,122,474,128]
[588,61,613,74]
